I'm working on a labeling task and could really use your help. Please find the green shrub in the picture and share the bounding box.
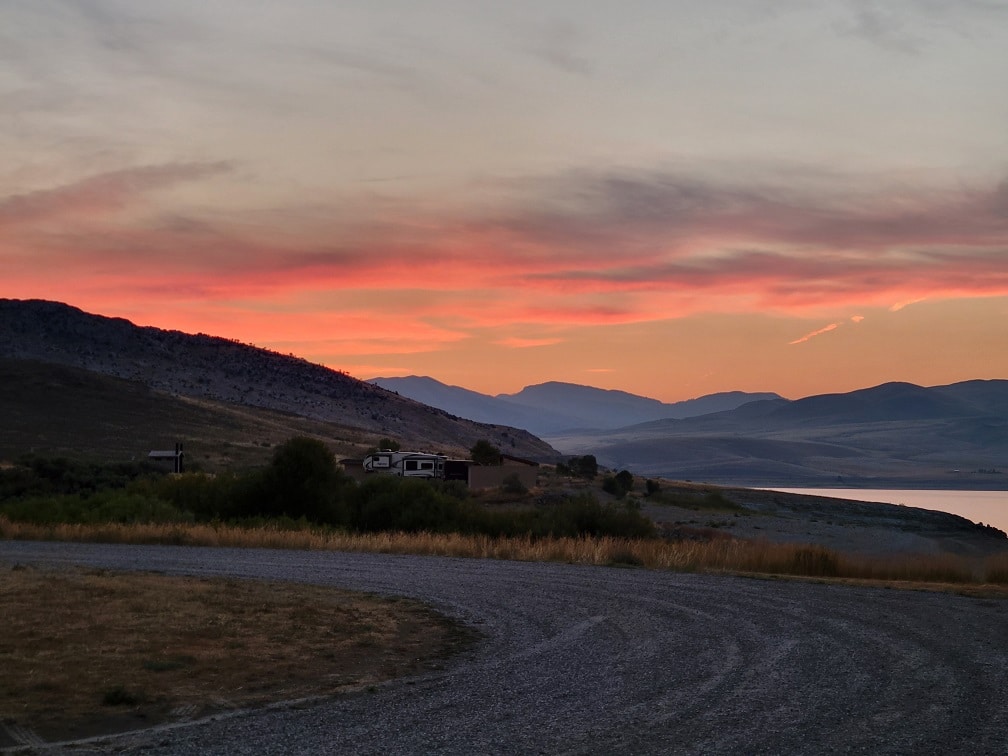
[349,476,473,533]
[0,489,189,525]
[501,473,528,495]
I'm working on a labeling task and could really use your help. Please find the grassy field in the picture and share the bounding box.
[5,515,1008,590]
[0,563,475,744]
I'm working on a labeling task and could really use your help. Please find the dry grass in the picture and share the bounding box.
[0,563,473,743]
[4,516,1008,594]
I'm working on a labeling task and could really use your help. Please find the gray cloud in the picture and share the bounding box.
[0,162,232,224]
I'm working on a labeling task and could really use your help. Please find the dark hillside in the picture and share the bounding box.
[0,300,558,463]
[764,382,974,425]
[0,358,371,470]
[934,380,1008,415]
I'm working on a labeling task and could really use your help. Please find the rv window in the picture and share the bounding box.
[405,460,419,471]
[420,461,433,470]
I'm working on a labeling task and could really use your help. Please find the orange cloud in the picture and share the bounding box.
[889,298,927,312]
[5,162,1008,349]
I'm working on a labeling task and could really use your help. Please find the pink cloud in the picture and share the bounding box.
[493,336,565,348]
[4,162,1008,343]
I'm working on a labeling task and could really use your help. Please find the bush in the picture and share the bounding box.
[0,488,189,526]
[0,455,161,500]
[349,476,473,533]
[560,455,598,478]
[536,494,655,538]
[501,473,528,495]
[602,470,634,498]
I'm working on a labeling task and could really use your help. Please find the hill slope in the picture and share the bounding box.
[0,300,558,466]
[548,381,1008,488]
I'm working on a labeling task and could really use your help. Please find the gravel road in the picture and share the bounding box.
[3,541,1007,755]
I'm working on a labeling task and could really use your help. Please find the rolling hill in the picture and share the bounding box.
[0,299,558,469]
[4,298,1005,488]
[547,381,1008,488]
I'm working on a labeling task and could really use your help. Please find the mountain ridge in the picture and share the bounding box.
[0,299,558,464]
[4,298,1006,488]
[547,380,1008,488]
[369,375,781,434]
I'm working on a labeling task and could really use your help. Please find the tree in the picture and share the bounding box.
[376,437,400,452]
[566,454,597,479]
[257,436,345,522]
[470,440,502,466]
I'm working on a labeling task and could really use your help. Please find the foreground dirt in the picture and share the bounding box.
[4,543,1007,754]
[0,565,476,746]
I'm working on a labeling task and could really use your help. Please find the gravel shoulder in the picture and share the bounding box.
[2,541,1007,755]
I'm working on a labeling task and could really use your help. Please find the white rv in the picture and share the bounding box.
[362,451,447,479]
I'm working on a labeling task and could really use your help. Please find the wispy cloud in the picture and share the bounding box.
[5,162,1008,346]
[494,337,564,349]
[0,162,232,225]
[522,18,596,76]
[889,297,927,312]
[789,323,840,345]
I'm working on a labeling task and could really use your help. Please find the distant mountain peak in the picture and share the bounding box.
[371,375,783,436]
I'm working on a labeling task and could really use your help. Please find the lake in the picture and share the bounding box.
[767,488,1008,535]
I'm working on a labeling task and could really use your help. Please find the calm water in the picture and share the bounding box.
[768,488,1008,534]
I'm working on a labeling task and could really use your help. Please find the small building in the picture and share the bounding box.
[468,454,540,490]
[148,443,184,474]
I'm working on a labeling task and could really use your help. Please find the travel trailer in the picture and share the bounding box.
[362,450,447,479]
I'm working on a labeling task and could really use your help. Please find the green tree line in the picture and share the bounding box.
[0,437,654,540]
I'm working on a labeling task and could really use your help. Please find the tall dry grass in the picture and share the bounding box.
[2,515,1006,588]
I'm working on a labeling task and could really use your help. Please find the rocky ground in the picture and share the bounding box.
[641,483,1008,558]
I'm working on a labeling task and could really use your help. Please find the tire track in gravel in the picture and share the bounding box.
[2,541,1006,755]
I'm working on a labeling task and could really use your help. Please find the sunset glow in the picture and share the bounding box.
[3,2,1007,401]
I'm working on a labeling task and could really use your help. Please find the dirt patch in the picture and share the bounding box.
[0,564,477,746]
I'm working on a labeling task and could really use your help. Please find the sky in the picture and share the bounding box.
[2,0,1007,402]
